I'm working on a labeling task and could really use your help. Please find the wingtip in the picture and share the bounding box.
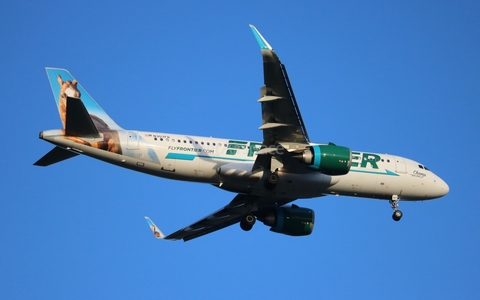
[144,216,166,239]
[249,24,273,51]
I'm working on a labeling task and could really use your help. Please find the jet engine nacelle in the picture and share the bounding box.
[258,205,315,236]
[293,144,352,175]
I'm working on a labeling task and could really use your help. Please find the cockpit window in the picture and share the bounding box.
[419,164,430,171]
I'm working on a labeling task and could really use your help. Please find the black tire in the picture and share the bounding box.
[240,221,253,231]
[392,210,403,221]
[240,214,256,231]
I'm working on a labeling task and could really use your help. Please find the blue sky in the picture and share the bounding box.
[1,0,479,299]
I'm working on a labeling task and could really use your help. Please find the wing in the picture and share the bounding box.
[154,194,261,242]
[250,25,310,147]
[250,25,312,172]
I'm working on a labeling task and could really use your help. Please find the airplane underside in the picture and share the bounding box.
[35,25,448,241]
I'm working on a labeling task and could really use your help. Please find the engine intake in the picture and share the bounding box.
[294,144,352,175]
[258,205,315,236]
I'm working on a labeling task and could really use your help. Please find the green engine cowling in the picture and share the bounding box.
[258,205,315,236]
[295,144,352,175]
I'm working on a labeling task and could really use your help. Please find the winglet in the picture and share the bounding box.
[249,25,273,50]
[144,216,166,239]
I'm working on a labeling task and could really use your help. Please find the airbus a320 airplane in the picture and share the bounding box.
[35,25,449,241]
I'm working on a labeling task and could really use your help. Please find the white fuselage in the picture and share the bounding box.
[40,129,449,202]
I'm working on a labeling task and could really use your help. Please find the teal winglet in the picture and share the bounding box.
[249,24,272,50]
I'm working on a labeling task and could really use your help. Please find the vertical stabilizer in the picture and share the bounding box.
[46,68,122,130]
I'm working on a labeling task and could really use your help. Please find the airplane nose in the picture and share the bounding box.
[440,178,449,196]
[432,176,449,198]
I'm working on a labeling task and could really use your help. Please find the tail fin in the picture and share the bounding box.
[46,68,122,130]
[35,68,124,167]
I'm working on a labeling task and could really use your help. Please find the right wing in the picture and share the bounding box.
[250,25,310,147]
[145,26,309,242]
[250,25,312,173]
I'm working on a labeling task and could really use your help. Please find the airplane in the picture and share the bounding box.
[35,25,449,242]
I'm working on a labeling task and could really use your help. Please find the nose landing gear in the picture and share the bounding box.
[390,195,403,221]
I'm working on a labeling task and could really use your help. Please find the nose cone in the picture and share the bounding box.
[439,177,450,196]
[429,175,449,199]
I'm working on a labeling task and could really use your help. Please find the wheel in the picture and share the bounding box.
[264,173,279,190]
[240,214,256,231]
[268,173,279,184]
[245,214,256,225]
[392,210,403,221]
[240,222,253,231]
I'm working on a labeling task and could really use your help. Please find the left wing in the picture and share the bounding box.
[147,194,262,242]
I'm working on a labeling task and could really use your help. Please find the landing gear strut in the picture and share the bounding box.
[240,214,256,231]
[390,195,403,221]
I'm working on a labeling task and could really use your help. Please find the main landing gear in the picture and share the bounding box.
[390,195,403,221]
[240,214,256,231]
[264,172,279,191]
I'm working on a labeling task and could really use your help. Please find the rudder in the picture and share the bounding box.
[46,68,122,131]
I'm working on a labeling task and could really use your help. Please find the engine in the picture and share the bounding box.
[293,144,352,175]
[258,205,315,236]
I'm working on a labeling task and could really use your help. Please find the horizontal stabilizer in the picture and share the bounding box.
[144,216,165,239]
[65,97,100,137]
[34,146,79,166]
